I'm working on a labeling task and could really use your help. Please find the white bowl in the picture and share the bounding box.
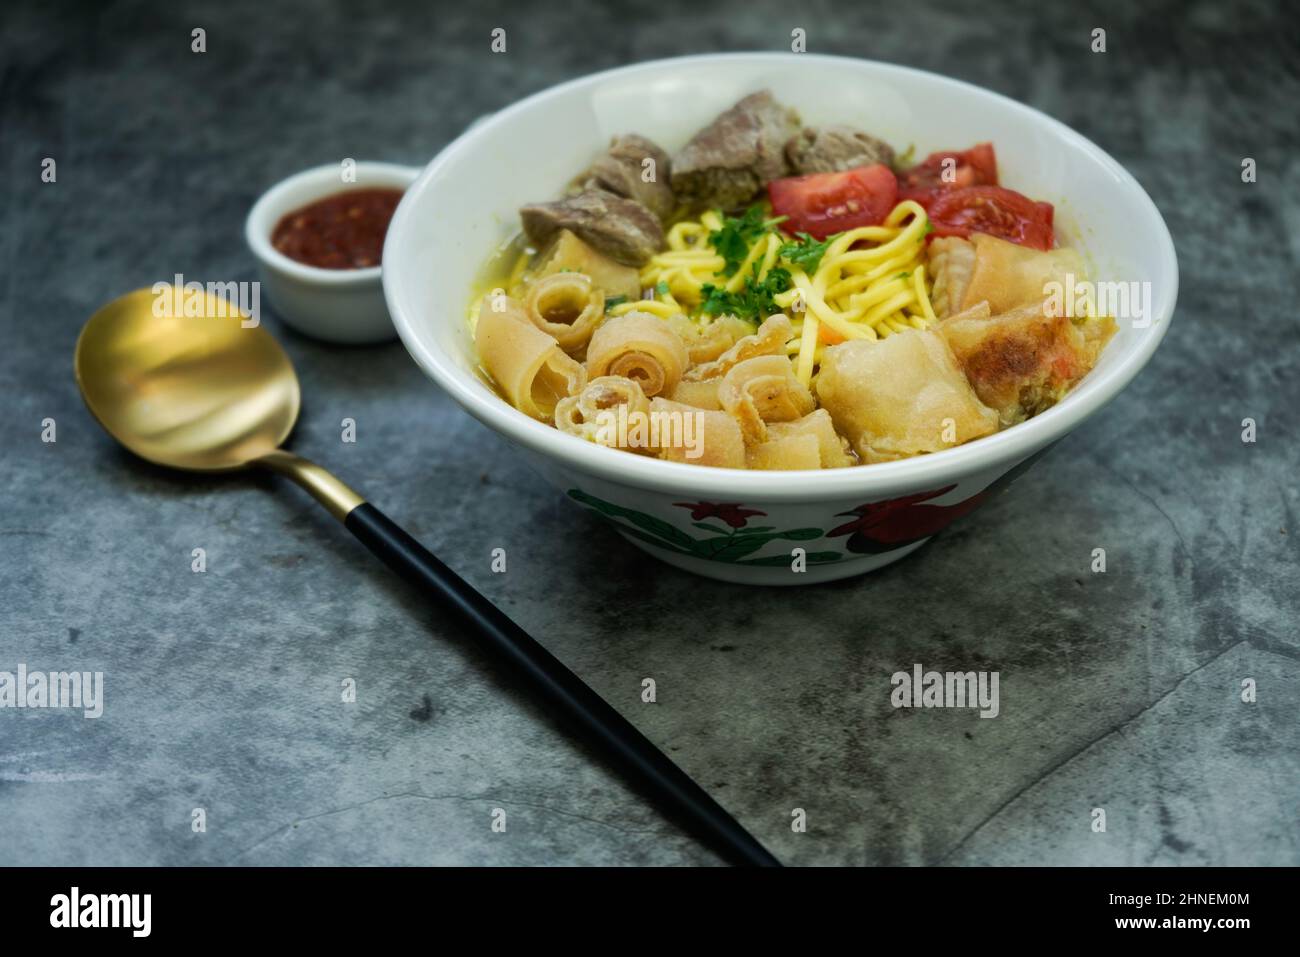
[246,161,419,344]
[383,53,1178,585]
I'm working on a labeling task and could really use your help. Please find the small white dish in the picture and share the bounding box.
[246,161,420,344]
[383,53,1178,584]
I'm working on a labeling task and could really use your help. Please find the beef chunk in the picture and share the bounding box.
[785,125,895,174]
[520,189,664,266]
[670,90,801,210]
[579,134,675,222]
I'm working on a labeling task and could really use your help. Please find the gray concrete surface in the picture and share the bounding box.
[0,0,1296,866]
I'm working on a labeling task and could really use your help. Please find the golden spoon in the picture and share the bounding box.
[74,286,779,867]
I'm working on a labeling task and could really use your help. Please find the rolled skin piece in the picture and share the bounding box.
[746,433,822,470]
[475,295,586,421]
[717,355,815,444]
[554,375,652,452]
[683,314,794,382]
[668,378,723,411]
[666,313,755,365]
[523,272,606,356]
[815,329,999,463]
[649,397,746,469]
[585,311,689,398]
[763,409,854,468]
[940,301,1117,426]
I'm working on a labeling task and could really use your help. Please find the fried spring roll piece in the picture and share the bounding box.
[928,236,977,319]
[585,311,688,398]
[941,302,1117,426]
[475,295,586,421]
[815,329,998,463]
[944,301,992,324]
[929,233,1087,318]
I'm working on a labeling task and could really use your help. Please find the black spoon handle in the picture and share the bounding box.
[343,502,780,867]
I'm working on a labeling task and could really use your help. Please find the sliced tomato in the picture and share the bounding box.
[926,186,1055,250]
[898,143,998,203]
[767,164,898,240]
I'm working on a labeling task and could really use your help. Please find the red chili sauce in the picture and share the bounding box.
[271,188,404,269]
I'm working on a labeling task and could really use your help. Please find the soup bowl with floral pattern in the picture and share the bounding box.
[382,53,1177,585]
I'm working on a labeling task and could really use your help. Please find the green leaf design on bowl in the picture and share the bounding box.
[567,489,844,565]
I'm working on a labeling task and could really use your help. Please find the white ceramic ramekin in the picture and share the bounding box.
[382,53,1178,585]
[246,161,420,344]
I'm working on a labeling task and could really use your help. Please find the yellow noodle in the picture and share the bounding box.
[885,199,929,226]
[827,221,927,267]
[614,199,934,391]
[754,233,781,285]
[610,299,679,319]
[700,211,724,231]
[787,271,876,341]
[823,254,915,299]
[847,275,911,312]
[860,289,917,330]
[911,264,938,324]
[666,221,708,250]
[794,310,820,386]
[666,269,705,300]
[724,236,771,293]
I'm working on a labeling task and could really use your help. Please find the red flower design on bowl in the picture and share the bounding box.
[827,485,987,554]
[673,501,767,529]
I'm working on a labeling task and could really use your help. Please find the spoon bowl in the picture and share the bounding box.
[74,287,300,472]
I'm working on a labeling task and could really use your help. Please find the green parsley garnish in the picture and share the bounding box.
[699,262,792,322]
[708,204,786,277]
[655,280,670,297]
[778,232,836,275]
[604,295,627,311]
